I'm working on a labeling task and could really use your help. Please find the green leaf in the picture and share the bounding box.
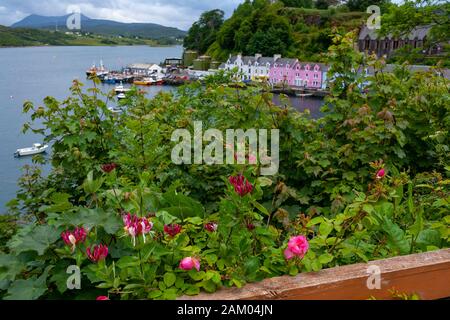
[184,285,200,296]
[251,200,269,216]
[5,266,52,300]
[256,177,272,187]
[162,192,205,219]
[163,272,176,287]
[82,171,104,194]
[416,229,441,248]
[55,208,122,234]
[116,256,141,269]
[318,253,334,264]
[148,290,162,299]
[8,225,60,255]
[311,260,322,272]
[381,217,410,255]
[319,220,333,236]
[307,216,324,227]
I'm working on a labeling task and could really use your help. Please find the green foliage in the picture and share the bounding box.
[200,0,366,61]
[183,9,225,53]
[0,31,448,300]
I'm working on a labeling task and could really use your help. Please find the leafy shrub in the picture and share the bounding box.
[0,31,448,300]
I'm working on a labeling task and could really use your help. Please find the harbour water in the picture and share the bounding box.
[0,45,324,212]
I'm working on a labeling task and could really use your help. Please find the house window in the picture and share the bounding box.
[305,73,308,78]
[314,74,318,79]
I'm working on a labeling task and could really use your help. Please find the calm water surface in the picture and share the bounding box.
[0,45,323,212]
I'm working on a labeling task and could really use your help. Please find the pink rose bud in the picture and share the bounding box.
[376,168,386,179]
[179,257,200,271]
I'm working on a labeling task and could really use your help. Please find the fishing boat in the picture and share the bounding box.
[155,77,165,85]
[86,60,108,78]
[115,84,131,94]
[133,77,155,86]
[14,143,48,157]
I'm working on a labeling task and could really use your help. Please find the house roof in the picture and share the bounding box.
[273,58,297,67]
[363,64,450,79]
[127,63,160,69]
[358,25,431,41]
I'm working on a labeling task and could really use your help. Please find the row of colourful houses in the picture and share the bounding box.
[218,54,328,90]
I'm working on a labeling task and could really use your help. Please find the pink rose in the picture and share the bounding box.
[284,235,309,260]
[179,257,200,271]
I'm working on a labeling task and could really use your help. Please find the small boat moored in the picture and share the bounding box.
[133,77,155,86]
[14,143,49,157]
[114,84,131,94]
[117,93,126,100]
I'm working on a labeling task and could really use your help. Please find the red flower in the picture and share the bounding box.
[122,213,153,246]
[96,296,109,300]
[101,163,117,173]
[164,224,182,237]
[204,222,218,232]
[376,168,386,179]
[246,222,255,231]
[229,174,253,196]
[86,244,108,262]
[61,227,87,251]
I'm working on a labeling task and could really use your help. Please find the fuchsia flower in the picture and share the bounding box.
[204,222,218,232]
[101,163,117,173]
[284,235,309,260]
[61,227,87,251]
[164,224,182,237]
[96,296,109,301]
[179,257,200,271]
[86,244,109,262]
[229,174,253,197]
[123,213,153,246]
[376,168,386,179]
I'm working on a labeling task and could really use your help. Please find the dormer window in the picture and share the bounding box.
[286,64,290,69]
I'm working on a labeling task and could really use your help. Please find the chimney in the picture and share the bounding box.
[273,54,281,61]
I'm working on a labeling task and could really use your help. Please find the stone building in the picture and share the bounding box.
[357,25,443,57]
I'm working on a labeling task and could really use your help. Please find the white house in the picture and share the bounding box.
[125,63,164,77]
[219,54,280,81]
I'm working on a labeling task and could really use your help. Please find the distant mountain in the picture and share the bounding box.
[11,14,186,39]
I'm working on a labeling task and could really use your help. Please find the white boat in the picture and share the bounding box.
[14,143,48,157]
[114,84,131,94]
[108,106,123,114]
[117,93,126,99]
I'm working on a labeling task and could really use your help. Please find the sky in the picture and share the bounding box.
[0,0,244,30]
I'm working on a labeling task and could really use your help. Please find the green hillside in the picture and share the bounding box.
[184,0,367,62]
[0,25,180,47]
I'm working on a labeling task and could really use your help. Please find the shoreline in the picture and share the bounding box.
[0,44,182,49]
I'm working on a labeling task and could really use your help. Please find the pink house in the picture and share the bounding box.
[269,59,325,89]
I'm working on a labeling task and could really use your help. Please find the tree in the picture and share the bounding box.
[183,9,225,53]
[315,0,339,10]
[280,0,313,8]
[346,0,389,12]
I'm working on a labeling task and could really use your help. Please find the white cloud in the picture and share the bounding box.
[0,0,244,30]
